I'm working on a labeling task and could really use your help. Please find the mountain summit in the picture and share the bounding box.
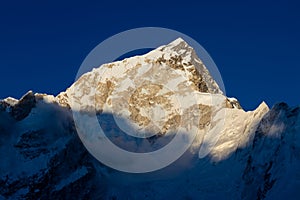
[0,39,299,199]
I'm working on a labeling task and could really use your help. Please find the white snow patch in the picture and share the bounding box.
[3,97,18,105]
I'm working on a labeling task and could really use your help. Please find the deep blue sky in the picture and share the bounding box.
[0,0,299,110]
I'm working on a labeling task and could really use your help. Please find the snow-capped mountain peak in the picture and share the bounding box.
[0,38,299,199]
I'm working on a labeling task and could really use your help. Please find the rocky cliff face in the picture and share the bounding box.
[0,39,299,199]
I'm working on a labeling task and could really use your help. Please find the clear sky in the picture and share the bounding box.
[0,0,299,110]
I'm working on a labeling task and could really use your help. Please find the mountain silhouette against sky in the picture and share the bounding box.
[0,39,299,200]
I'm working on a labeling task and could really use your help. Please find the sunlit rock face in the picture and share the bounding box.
[58,38,268,160]
[0,38,299,200]
[59,38,223,138]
